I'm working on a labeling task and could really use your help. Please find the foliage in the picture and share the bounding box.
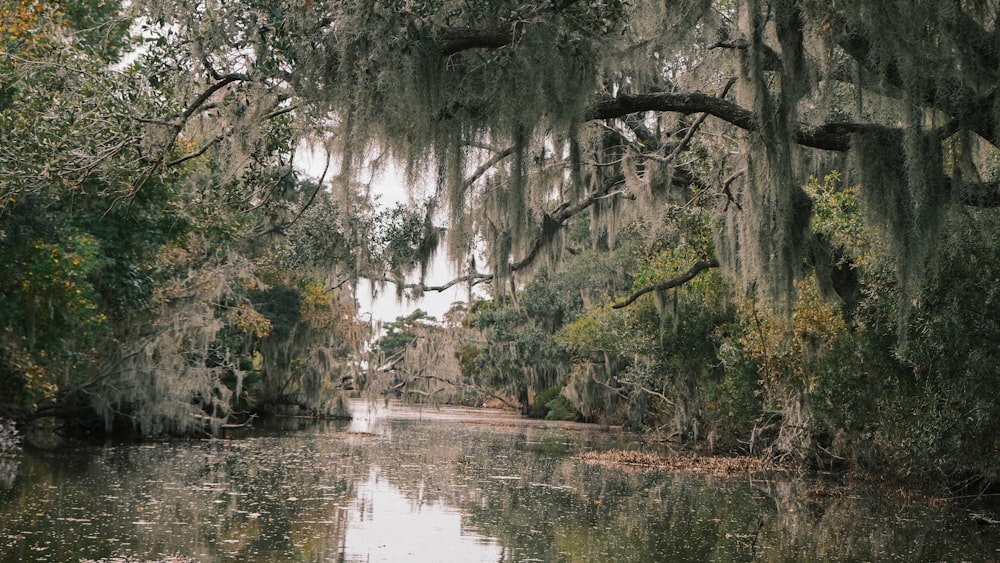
[557,206,737,434]
[0,0,364,428]
[529,386,561,419]
[367,308,492,404]
[855,210,1000,485]
[246,279,362,415]
[530,385,579,421]
[543,394,579,421]
[132,0,1000,316]
[1,0,999,494]
[0,173,193,417]
[372,203,440,282]
[805,171,869,266]
[465,273,580,412]
[736,274,856,462]
[375,309,436,361]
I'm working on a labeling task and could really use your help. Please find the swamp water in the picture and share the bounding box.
[1,401,998,562]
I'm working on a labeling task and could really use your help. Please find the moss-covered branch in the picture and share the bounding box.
[437,28,515,56]
[829,12,998,145]
[586,92,878,152]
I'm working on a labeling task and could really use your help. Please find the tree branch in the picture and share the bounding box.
[437,28,514,56]
[416,273,494,292]
[955,179,1000,208]
[829,17,997,146]
[612,258,720,309]
[180,73,247,121]
[463,145,516,190]
[511,174,628,271]
[585,91,870,152]
[164,134,225,167]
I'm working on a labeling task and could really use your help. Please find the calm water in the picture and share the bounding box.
[1,401,998,562]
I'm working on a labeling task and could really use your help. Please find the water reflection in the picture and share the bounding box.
[0,457,16,490]
[0,401,997,562]
[340,467,501,562]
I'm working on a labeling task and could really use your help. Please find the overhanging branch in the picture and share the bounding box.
[612,258,720,309]
[437,28,513,56]
[586,92,865,152]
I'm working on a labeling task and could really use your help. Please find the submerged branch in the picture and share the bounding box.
[612,258,720,309]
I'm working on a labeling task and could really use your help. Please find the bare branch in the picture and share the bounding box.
[286,151,331,228]
[664,77,737,163]
[164,134,225,167]
[180,73,247,121]
[419,273,494,292]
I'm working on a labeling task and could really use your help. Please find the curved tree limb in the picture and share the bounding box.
[417,273,494,293]
[438,28,514,56]
[510,173,628,271]
[612,258,720,309]
[463,145,516,190]
[585,91,870,152]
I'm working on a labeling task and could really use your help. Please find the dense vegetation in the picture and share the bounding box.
[2,0,1000,492]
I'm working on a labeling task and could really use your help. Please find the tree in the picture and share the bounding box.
[1,2,370,431]
[375,309,436,361]
[558,205,738,433]
[4,0,1000,488]
[463,267,591,415]
[130,0,1000,312]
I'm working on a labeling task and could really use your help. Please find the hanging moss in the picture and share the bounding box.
[852,125,950,317]
[136,0,1000,325]
[714,0,814,314]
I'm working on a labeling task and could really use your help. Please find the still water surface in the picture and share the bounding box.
[1,401,998,562]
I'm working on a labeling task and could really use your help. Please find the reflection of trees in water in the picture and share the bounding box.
[0,414,995,562]
[750,478,991,562]
[367,420,996,562]
[0,458,16,490]
[0,418,20,491]
[0,430,361,562]
[324,418,997,563]
[456,462,769,561]
[364,421,761,561]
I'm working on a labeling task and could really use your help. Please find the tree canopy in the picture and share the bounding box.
[119,0,1000,309]
[4,0,1000,490]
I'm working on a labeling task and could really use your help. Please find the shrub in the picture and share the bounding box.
[544,394,580,421]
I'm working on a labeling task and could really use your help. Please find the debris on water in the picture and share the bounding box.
[529,482,573,490]
[80,558,196,563]
[580,450,765,474]
[970,512,1000,526]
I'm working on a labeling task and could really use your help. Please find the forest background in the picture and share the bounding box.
[2,0,999,494]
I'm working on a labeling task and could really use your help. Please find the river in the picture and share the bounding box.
[1,400,998,562]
